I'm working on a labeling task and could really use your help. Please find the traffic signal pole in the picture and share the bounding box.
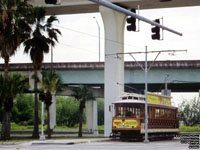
[89,0,183,36]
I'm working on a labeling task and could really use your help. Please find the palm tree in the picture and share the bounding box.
[23,7,61,138]
[39,70,63,138]
[0,73,29,140]
[0,0,33,76]
[72,85,94,137]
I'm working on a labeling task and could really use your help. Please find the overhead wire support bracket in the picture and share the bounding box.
[129,54,145,71]
[89,0,183,36]
[117,49,187,70]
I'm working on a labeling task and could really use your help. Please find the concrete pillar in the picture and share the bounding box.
[29,71,42,91]
[86,100,98,136]
[100,6,126,136]
[49,92,56,130]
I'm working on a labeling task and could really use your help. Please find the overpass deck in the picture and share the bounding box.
[1,60,200,92]
[31,0,200,15]
[0,60,200,71]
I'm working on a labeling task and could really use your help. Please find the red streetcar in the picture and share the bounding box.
[111,92,179,140]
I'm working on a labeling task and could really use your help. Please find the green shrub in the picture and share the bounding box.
[11,94,34,125]
[178,97,200,126]
[56,96,81,127]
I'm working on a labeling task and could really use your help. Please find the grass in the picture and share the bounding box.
[0,123,103,132]
[56,124,86,130]
[2,123,200,133]
[179,125,200,133]
[3,123,200,136]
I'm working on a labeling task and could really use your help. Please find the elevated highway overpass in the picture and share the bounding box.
[31,0,200,15]
[1,60,200,93]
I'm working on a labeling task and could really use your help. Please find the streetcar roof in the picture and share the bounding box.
[113,100,177,109]
[113,100,144,104]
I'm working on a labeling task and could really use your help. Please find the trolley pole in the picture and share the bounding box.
[144,46,149,143]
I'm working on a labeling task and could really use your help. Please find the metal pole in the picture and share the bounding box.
[40,101,45,141]
[137,5,140,32]
[93,17,101,62]
[144,46,149,143]
[89,0,183,36]
[51,43,53,73]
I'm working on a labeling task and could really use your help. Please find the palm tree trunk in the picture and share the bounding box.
[78,101,84,137]
[47,106,51,138]
[4,57,9,77]
[1,57,10,140]
[1,110,11,140]
[32,70,39,138]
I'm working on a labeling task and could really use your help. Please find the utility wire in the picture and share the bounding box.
[59,42,99,55]
[53,24,144,50]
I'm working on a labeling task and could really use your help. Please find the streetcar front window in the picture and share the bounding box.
[115,104,141,118]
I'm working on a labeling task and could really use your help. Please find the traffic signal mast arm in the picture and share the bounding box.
[89,0,183,36]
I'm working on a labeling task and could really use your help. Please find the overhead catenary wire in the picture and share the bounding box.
[53,24,144,50]
[59,42,100,55]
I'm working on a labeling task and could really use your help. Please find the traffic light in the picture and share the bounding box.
[151,19,160,40]
[45,0,57,4]
[126,9,136,31]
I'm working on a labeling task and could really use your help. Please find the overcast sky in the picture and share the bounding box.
[0,6,200,105]
[0,6,199,64]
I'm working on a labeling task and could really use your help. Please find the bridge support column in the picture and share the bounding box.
[86,100,98,136]
[100,6,126,136]
[49,92,56,130]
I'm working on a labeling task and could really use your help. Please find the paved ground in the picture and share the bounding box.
[0,138,192,150]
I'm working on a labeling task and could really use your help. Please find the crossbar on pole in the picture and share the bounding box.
[89,0,183,36]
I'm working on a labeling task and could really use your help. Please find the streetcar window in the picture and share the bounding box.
[114,104,141,118]
[167,109,172,119]
[155,108,160,119]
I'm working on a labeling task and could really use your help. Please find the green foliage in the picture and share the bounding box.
[179,125,200,132]
[0,73,29,140]
[11,94,34,125]
[0,0,33,56]
[178,97,200,126]
[56,96,81,127]
[72,85,94,103]
[71,85,94,137]
[39,70,64,138]
[23,7,61,70]
[0,73,29,112]
[40,70,63,94]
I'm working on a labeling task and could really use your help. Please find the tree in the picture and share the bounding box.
[39,70,63,138]
[72,85,94,137]
[56,96,80,127]
[178,97,200,126]
[11,94,34,125]
[0,0,33,76]
[23,7,61,138]
[0,73,29,140]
